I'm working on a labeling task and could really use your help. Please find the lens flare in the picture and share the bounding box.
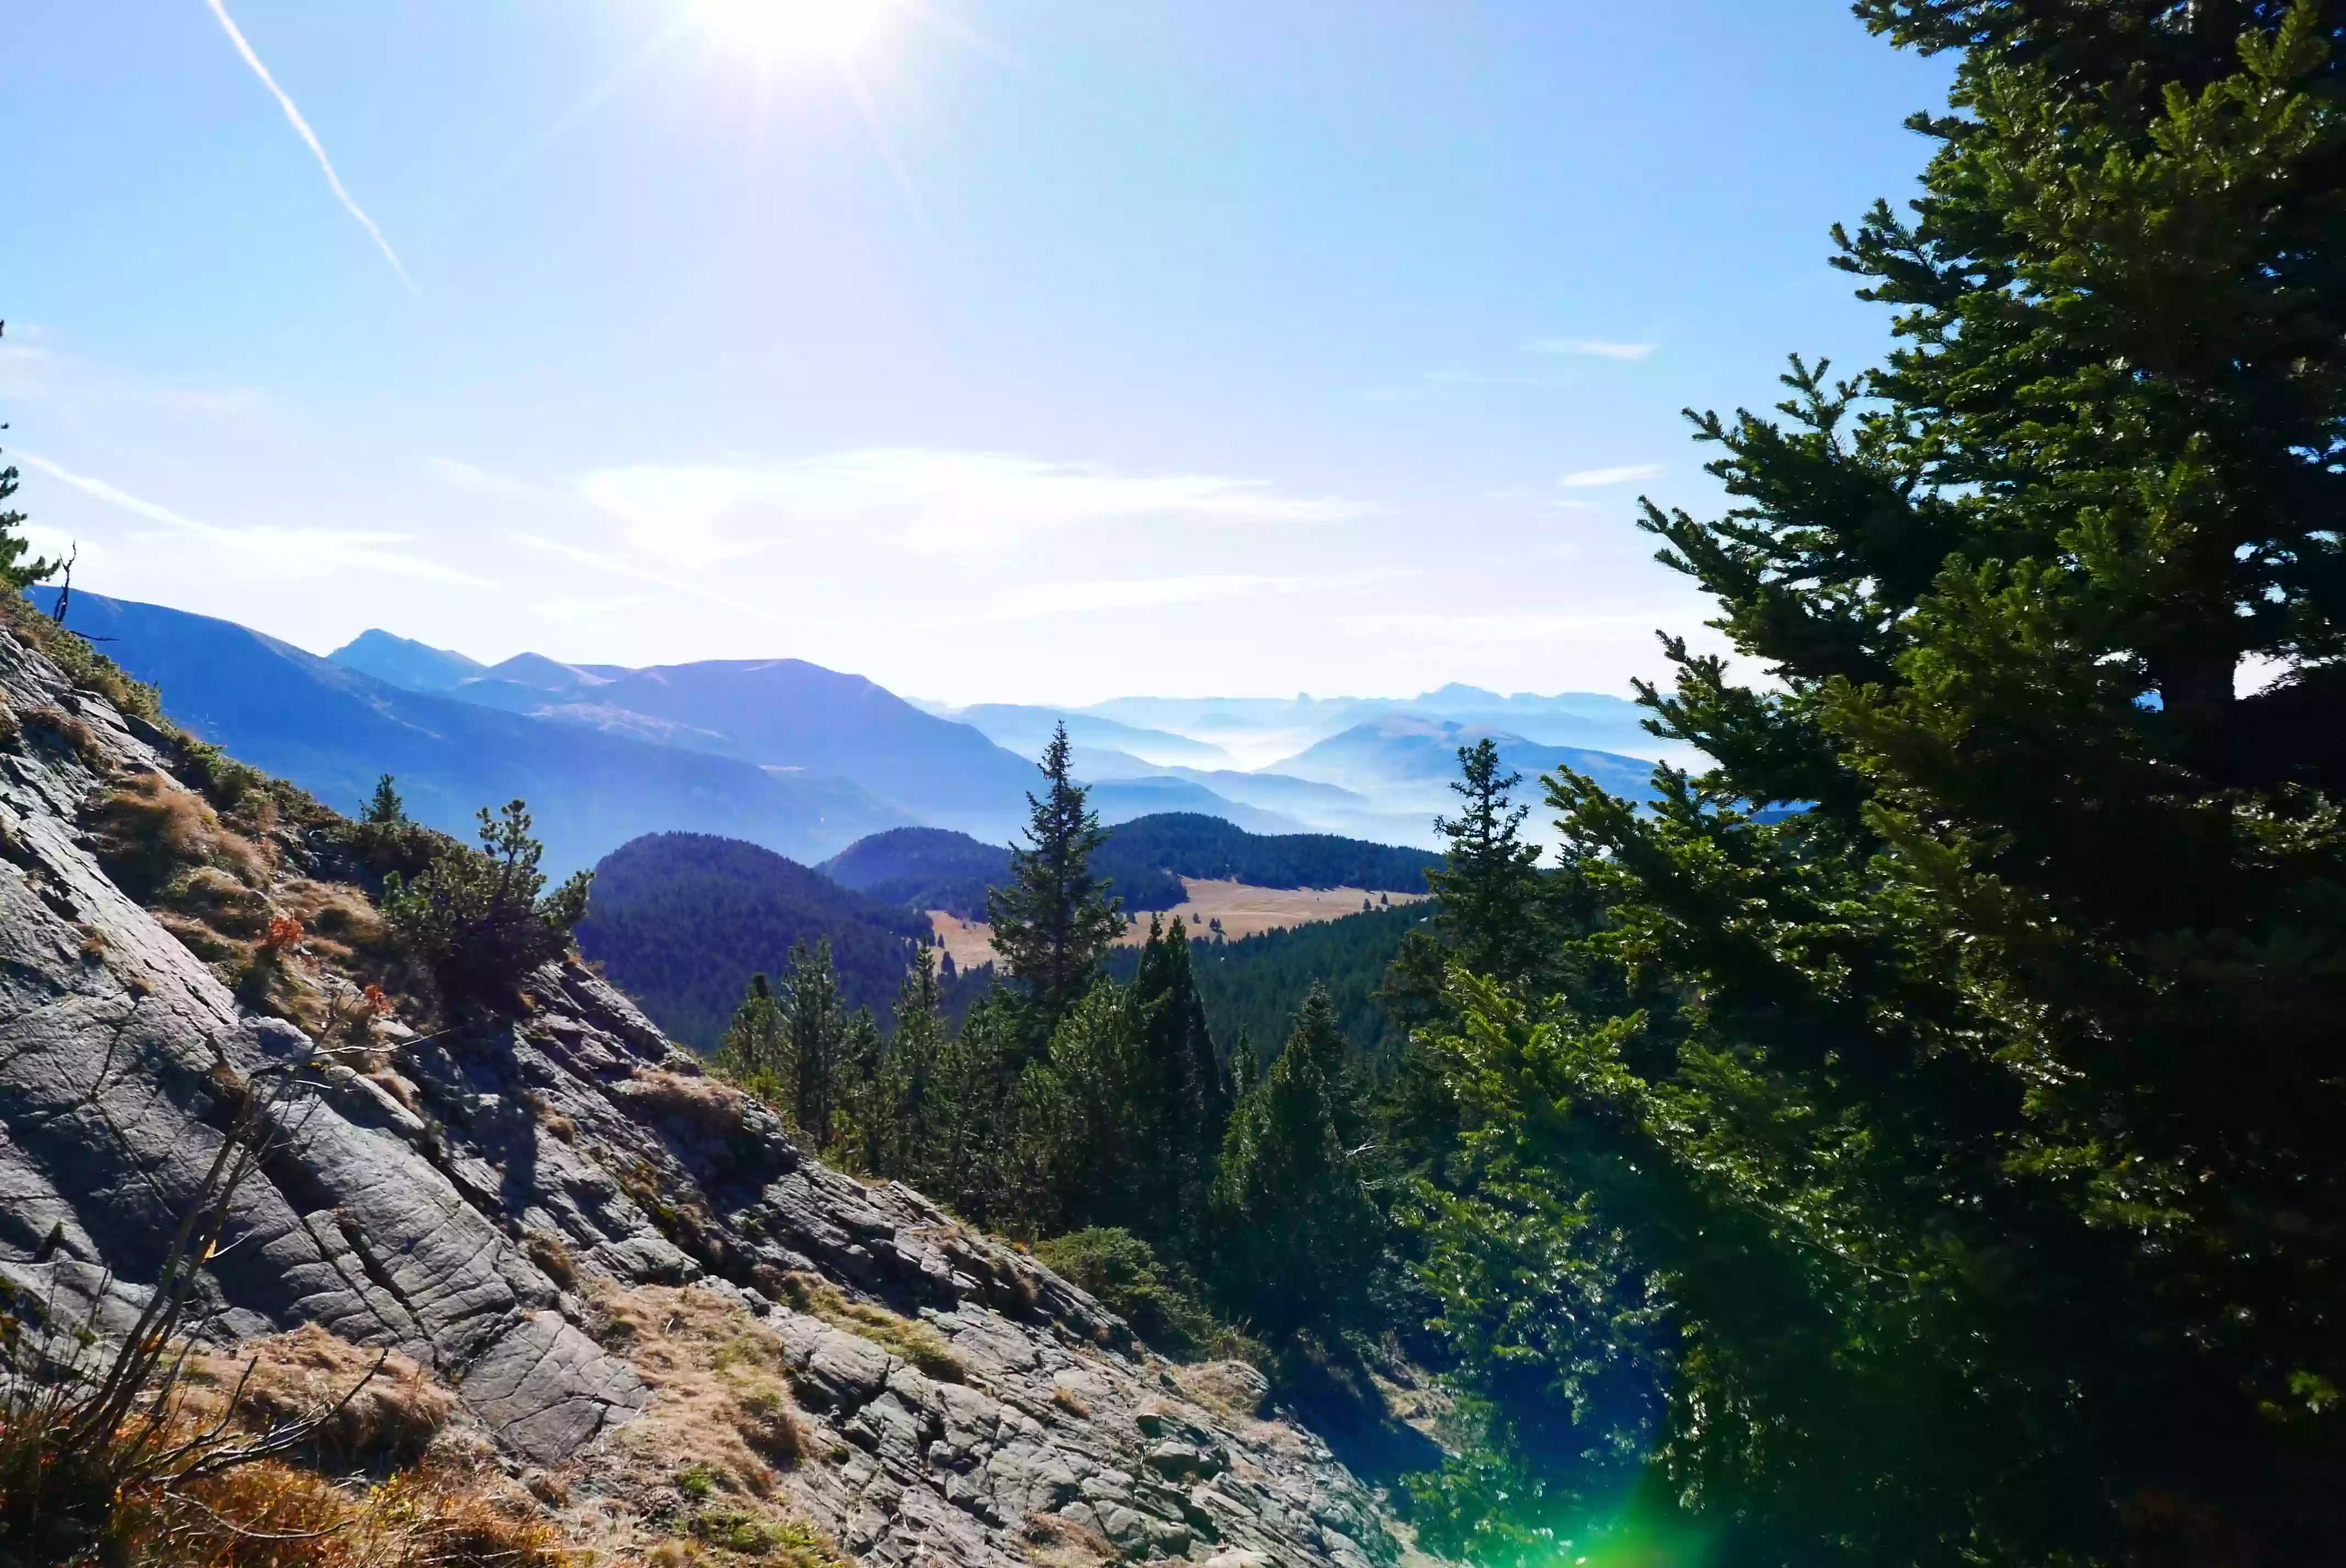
[691,0,897,68]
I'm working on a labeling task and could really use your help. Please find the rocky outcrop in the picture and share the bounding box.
[0,621,1400,1567]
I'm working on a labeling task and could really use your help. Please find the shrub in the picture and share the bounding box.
[381,800,590,1008]
[1033,1228,1253,1363]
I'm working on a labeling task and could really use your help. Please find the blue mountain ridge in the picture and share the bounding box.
[37,590,906,876]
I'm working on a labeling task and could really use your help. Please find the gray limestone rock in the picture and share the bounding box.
[0,621,1405,1566]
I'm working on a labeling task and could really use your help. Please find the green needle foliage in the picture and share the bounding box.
[1409,4,2346,1564]
[988,724,1127,1040]
[1210,985,1381,1337]
[0,436,60,593]
[381,799,590,1008]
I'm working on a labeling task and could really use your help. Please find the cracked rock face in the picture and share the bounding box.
[0,626,1400,1568]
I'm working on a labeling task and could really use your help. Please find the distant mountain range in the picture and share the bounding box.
[43,590,1667,877]
[1270,714,1660,811]
[36,591,903,876]
[333,630,1036,838]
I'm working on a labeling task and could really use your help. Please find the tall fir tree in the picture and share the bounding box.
[1010,981,1142,1235]
[1209,985,1380,1335]
[1411,5,2346,1564]
[914,988,1025,1227]
[779,938,847,1148]
[1129,916,1227,1261]
[988,724,1126,1041]
[867,943,947,1179]
[1380,740,1559,1180]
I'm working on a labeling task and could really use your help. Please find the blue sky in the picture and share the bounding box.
[1,1,1947,703]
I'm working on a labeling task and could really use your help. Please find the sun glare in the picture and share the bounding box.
[692,0,898,68]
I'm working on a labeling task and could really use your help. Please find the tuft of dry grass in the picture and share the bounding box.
[21,703,100,765]
[592,1285,812,1500]
[617,1070,751,1144]
[521,1230,578,1290]
[183,1326,455,1470]
[1023,1510,1116,1568]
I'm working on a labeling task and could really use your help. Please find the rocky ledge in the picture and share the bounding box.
[0,619,1401,1568]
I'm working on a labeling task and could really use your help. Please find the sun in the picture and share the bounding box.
[691,0,899,68]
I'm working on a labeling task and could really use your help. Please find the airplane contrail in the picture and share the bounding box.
[201,0,419,294]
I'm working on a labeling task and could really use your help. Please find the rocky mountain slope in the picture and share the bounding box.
[0,612,1405,1567]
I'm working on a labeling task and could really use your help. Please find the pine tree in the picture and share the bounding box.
[1009,981,1141,1235]
[1414,6,2346,1563]
[1130,916,1227,1260]
[1379,740,1559,1179]
[1209,985,1380,1335]
[868,944,946,1178]
[715,972,788,1096]
[988,724,1126,1040]
[362,774,407,826]
[1382,740,1550,1029]
[0,432,59,593]
[779,939,847,1149]
[918,988,1024,1225]
[1227,1027,1259,1099]
[379,799,590,1006]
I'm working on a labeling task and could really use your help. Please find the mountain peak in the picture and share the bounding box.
[328,628,484,693]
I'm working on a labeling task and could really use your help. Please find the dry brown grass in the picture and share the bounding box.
[100,1455,573,1568]
[22,703,101,764]
[592,1285,811,1500]
[521,1230,578,1290]
[933,877,1431,966]
[1172,1361,1272,1427]
[88,772,264,900]
[1022,1510,1115,1568]
[618,1070,751,1144]
[183,1326,455,1470]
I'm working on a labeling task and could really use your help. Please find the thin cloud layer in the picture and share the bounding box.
[577,448,1370,561]
[16,451,479,584]
[1560,463,1663,488]
[1530,339,1659,361]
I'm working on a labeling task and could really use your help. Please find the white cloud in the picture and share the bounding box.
[1529,339,1658,361]
[14,451,482,585]
[202,0,417,294]
[1559,463,1662,488]
[985,574,1282,621]
[577,448,1371,561]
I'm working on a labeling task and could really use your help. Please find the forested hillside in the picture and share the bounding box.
[819,825,1018,917]
[1107,901,1423,1071]
[1096,812,1439,895]
[577,832,933,1048]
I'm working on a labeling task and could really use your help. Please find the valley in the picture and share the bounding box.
[927,877,1426,970]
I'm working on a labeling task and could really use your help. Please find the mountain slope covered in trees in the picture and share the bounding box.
[577,832,934,1049]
